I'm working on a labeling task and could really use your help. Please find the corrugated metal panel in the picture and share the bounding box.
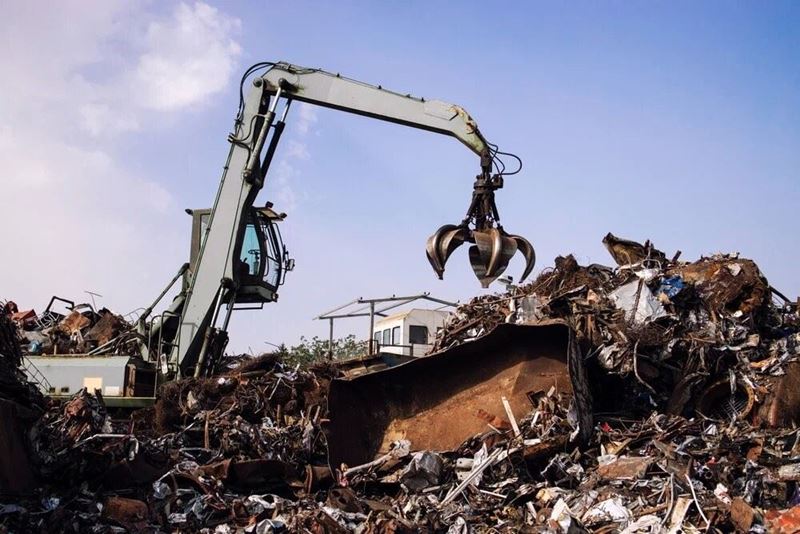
[25,356,132,396]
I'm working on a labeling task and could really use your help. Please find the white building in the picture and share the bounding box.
[372,308,451,356]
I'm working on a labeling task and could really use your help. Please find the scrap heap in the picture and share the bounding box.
[4,234,800,532]
[434,233,799,426]
[8,299,134,356]
[13,355,341,532]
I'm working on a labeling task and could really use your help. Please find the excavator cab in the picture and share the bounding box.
[236,206,294,303]
[187,205,293,305]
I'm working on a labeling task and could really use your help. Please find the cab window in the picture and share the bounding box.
[240,223,260,277]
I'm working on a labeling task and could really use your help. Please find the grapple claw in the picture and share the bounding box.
[426,167,536,288]
[426,224,469,279]
[509,233,536,283]
[471,228,518,287]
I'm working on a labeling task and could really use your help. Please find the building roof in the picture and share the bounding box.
[375,308,450,326]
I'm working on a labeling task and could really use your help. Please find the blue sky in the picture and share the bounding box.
[2,1,798,352]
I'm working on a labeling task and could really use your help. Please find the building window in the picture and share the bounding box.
[392,326,401,345]
[59,386,70,394]
[382,329,391,346]
[409,325,429,345]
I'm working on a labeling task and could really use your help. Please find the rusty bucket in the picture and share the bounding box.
[326,323,573,468]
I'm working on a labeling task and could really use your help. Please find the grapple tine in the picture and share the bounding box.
[471,229,517,288]
[468,245,492,288]
[426,224,469,279]
[487,227,505,278]
[509,233,536,283]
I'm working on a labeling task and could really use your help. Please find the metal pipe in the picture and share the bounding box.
[220,299,235,331]
[244,85,282,182]
[193,283,227,378]
[368,302,375,354]
[87,337,118,356]
[314,312,388,320]
[328,317,334,360]
[137,263,190,330]
[315,298,360,320]
[371,297,419,315]
[280,99,292,122]
[356,294,431,304]
[259,99,291,180]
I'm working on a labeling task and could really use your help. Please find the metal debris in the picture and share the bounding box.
[10,296,135,356]
[1,234,800,532]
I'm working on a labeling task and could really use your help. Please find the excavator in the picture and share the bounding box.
[137,60,537,381]
[28,62,575,465]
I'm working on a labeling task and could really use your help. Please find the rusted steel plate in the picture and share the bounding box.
[326,323,572,468]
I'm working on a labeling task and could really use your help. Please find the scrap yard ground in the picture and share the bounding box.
[3,234,800,532]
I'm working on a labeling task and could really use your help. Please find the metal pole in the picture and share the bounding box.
[193,284,226,378]
[328,318,334,360]
[368,302,375,354]
[137,262,189,329]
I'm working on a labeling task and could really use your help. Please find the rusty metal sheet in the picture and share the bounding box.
[669,257,769,315]
[326,323,572,468]
[596,456,653,480]
[762,361,800,427]
[57,310,91,334]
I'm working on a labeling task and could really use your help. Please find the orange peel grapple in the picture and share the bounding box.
[426,171,535,288]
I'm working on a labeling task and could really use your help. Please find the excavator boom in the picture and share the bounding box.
[257,63,534,286]
[259,62,491,161]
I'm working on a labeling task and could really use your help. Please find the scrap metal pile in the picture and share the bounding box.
[433,232,799,428]
[4,234,800,532]
[7,355,343,532]
[7,299,134,356]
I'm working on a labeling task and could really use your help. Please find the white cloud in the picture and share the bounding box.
[284,140,311,160]
[267,104,318,211]
[80,103,140,136]
[28,1,244,138]
[270,160,300,211]
[0,2,242,314]
[134,2,242,111]
[295,103,319,135]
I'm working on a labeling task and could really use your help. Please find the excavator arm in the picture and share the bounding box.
[171,61,534,377]
[259,63,491,162]
[259,63,534,286]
